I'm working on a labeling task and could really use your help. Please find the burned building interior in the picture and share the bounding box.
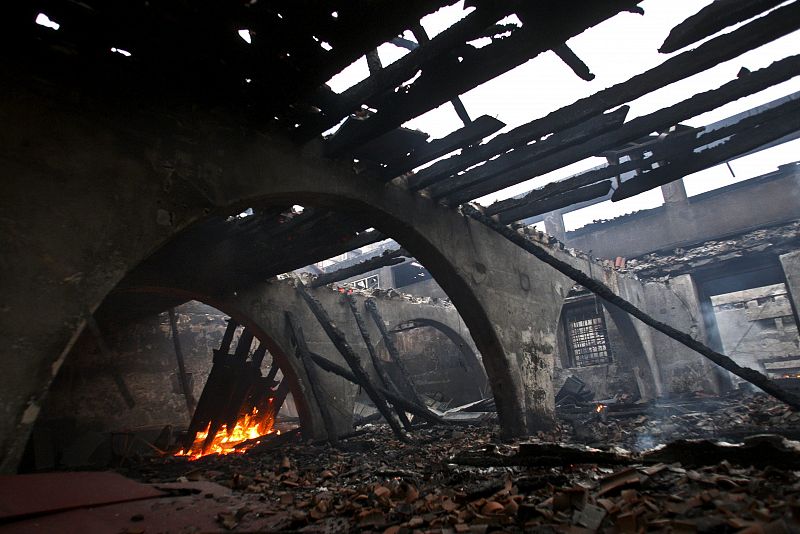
[3,0,800,531]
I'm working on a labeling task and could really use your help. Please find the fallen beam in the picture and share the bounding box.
[364,298,428,408]
[344,293,413,430]
[461,204,800,411]
[85,316,136,409]
[285,311,339,442]
[660,0,784,54]
[405,2,800,192]
[310,248,408,288]
[167,308,197,415]
[294,282,407,440]
[442,54,800,204]
[307,352,446,425]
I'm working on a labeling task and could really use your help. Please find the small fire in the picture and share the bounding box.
[176,408,275,460]
[595,404,606,413]
[782,373,800,379]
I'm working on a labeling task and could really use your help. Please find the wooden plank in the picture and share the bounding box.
[385,115,505,178]
[344,294,413,430]
[461,203,800,411]
[285,311,339,442]
[422,106,628,197]
[613,98,800,200]
[310,248,408,288]
[294,3,511,141]
[294,282,407,440]
[168,308,197,415]
[660,0,785,53]
[495,180,613,224]
[307,352,446,425]
[403,2,800,192]
[322,1,640,156]
[442,53,800,205]
[485,159,643,217]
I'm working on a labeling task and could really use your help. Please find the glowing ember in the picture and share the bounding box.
[176,408,275,460]
[595,404,606,413]
[782,373,800,379]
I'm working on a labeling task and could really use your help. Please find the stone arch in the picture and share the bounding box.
[2,83,582,469]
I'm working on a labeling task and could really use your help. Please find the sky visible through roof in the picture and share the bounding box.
[326,0,800,232]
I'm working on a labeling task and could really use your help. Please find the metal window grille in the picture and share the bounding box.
[564,303,612,367]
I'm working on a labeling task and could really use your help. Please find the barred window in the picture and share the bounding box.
[563,302,612,367]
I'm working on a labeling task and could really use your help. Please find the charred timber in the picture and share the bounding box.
[406,2,800,192]
[384,115,505,179]
[344,293,413,430]
[660,0,784,54]
[461,204,800,411]
[310,248,408,288]
[423,107,628,197]
[285,311,339,442]
[613,98,800,200]
[495,180,613,224]
[553,44,595,81]
[295,4,511,141]
[169,308,197,415]
[443,54,800,205]
[307,352,446,426]
[294,282,407,440]
[323,1,640,156]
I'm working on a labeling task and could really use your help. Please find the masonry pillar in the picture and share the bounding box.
[780,251,800,329]
[660,177,688,206]
[543,211,566,241]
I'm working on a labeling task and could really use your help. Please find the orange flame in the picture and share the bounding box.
[176,407,275,460]
[595,404,606,413]
[782,374,800,379]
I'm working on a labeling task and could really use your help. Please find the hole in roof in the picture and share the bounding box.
[331,11,338,19]
[110,47,132,57]
[238,29,252,44]
[35,13,60,31]
[320,41,333,51]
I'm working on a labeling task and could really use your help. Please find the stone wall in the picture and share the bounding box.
[711,284,800,378]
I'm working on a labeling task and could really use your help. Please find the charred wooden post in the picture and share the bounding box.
[307,351,446,425]
[167,308,197,415]
[461,204,800,411]
[495,180,613,224]
[364,298,427,408]
[294,282,408,440]
[85,315,136,409]
[285,311,339,443]
[310,248,408,288]
[344,293,413,430]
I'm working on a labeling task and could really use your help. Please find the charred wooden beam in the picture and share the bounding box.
[496,180,613,224]
[442,54,800,205]
[660,0,784,54]
[484,159,642,216]
[385,115,505,179]
[553,44,595,81]
[461,203,800,411]
[294,282,407,440]
[310,248,408,288]
[168,308,196,415]
[85,316,136,409]
[405,2,800,191]
[344,294,413,430]
[295,4,511,141]
[307,351,446,425]
[364,298,427,408]
[323,1,640,156]
[613,97,800,200]
[251,342,268,369]
[411,22,473,126]
[424,107,628,198]
[285,311,339,443]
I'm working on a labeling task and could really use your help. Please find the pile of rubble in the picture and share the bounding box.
[109,391,800,532]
